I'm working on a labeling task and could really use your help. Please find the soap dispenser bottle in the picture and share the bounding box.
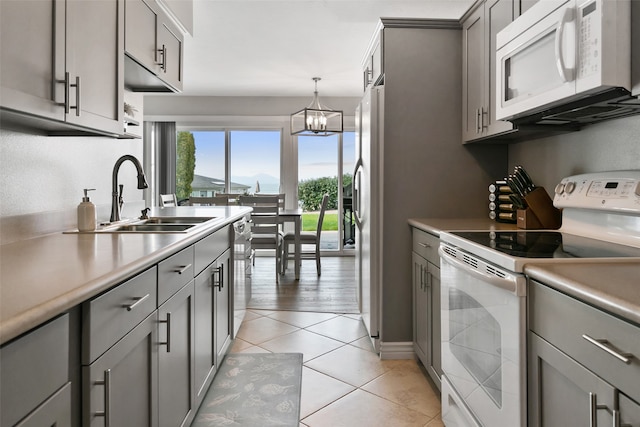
[78,188,97,232]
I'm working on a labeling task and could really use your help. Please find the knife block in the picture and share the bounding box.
[517,208,543,229]
[522,187,562,229]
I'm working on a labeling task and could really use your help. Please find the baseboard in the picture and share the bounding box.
[378,341,415,360]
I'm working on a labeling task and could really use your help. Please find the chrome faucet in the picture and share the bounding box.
[110,155,148,222]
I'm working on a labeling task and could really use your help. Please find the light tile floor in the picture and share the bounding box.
[232,309,444,427]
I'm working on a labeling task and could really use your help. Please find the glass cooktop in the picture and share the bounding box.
[450,231,640,259]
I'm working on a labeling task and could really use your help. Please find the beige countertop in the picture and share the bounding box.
[0,206,251,345]
[525,262,640,327]
[408,217,519,236]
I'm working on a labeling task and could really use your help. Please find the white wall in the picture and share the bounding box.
[0,128,144,218]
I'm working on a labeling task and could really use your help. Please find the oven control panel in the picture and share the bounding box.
[554,171,640,211]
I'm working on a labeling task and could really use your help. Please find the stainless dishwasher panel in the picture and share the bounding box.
[233,216,251,338]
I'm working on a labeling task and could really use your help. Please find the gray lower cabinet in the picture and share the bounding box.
[411,229,441,390]
[528,332,616,427]
[214,249,232,364]
[528,281,640,426]
[1,314,71,427]
[83,312,159,427]
[158,281,195,427]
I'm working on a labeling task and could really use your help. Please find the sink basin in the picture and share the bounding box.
[64,216,218,234]
[141,217,215,224]
[108,224,195,232]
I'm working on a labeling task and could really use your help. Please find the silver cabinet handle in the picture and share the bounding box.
[480,107,487,130]
[425,270,432,288]
[476,108,481,133]
[418,264,424,291]
[124,293,150,311]
[156,44,166,72]
[95,369,111,427]
[175,264,192,275]
[582,334,633,364]
[213,265,224,291]
[589,392,609,427]
[159,312,171,352]
[71,75,80,116]
[418,242,431,248]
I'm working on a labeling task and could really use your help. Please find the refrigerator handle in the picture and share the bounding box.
[353,158,363,227]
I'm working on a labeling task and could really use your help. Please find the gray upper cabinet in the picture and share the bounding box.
[362,28,383,90]
[0,0,65,123]
[124,0,184,92]
[462,0,518,143]
[0,0,124,137]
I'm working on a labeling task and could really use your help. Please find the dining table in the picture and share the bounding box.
[279,208,302,280]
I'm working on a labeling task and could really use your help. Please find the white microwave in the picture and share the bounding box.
[495,0,638,125]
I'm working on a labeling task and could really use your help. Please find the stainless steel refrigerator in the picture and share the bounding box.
[354,85,383,351]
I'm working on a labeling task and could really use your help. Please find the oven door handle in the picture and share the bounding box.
[439,246,526,296]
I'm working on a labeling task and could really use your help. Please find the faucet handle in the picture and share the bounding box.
[140,207,150,219]
[118,184,124,210]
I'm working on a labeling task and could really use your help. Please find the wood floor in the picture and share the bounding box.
[247,255,359,313]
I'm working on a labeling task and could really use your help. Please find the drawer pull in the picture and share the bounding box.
[124,293,150,311]
[418,242,431,248]
[582,334,633,364]
[159,313,171,352]
[175,264,192,275]
[94,369,111,427]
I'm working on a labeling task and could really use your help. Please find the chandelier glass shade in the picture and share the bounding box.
[291,77,343,136]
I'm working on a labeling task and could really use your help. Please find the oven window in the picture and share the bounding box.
[448,288,503,407]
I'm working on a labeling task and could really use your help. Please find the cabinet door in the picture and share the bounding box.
[194,264,216,404]
[84,312,158,427]
[65,0,124,135]
[15,383,72,427]
[214,249,232,364]
[157,18,183,91]
[412,252,429,363]
[528,332,616,427]
[158,281,195,427]
[428,262,442,389]
[619,392,640,426]
[485,0,517,136]
[462,5,485,142]
[0,0,65,121]
[124,0,159,72]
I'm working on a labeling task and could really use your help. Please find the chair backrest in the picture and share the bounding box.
[187,195,229,206]
[216,193,240,205]
[316,194,330,239]
[239,195,280,236]
[254,193,285,209]
[159,194,177,207]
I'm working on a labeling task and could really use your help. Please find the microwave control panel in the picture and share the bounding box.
[578,0,600,78]
[554,171,640,211]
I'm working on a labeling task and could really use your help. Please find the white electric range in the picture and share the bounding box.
[437,170,640,427]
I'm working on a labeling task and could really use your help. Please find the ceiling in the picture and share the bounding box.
[181,0,474,98]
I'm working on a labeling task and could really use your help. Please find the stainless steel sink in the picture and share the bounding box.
[141,217,215,224]
[65,216,217,234]
[106,224,196,232]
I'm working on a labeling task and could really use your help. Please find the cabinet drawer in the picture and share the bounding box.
[158,245,194,305]
[412,228,440,265]
[194,227,229,276]
[83,267,157,364]
[530,281,640,402]
[15,382,71,427]
[1,314,69,427]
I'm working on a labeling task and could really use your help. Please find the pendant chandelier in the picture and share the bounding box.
[290,77,343,136]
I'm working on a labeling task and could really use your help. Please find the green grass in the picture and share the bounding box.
[302,212,339,231]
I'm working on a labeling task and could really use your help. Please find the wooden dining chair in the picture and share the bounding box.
[239,195,283,282]
[283,193,329,276]
[159,194,178,207]
[187,195,230,206]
